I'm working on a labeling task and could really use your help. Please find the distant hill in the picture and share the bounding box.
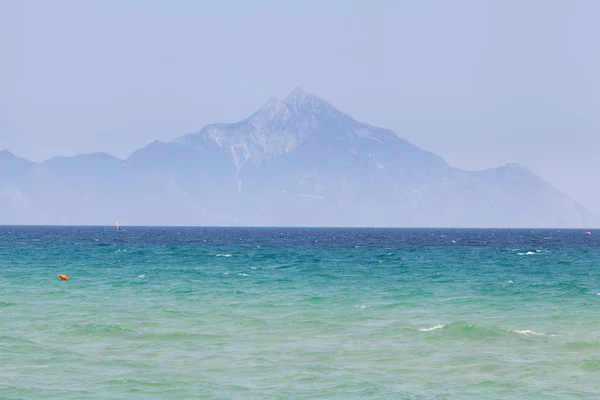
[0,88,597,227]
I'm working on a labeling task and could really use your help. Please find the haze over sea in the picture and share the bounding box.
[1,226,599,399]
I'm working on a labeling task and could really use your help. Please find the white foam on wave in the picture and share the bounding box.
[419,324,444,332]
[238,273,249,277]
[517,251,536,255]
[216,254,232,257]
[354,304,370,310]
[138,275,146,278]
[509,329,560,337]
[222,272,229,275]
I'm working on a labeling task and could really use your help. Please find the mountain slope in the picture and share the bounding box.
[0,88,597,227]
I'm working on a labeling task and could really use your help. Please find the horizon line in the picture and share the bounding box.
[0,224,595,230]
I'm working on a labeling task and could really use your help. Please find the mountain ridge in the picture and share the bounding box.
[0,88,597,228]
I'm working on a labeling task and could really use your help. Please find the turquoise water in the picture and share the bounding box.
[1,227,599,399]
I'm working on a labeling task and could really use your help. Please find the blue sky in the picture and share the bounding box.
[1,0,599,214]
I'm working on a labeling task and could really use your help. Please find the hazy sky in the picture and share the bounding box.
[1,0,599,214]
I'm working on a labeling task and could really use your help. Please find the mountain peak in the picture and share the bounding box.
[283,87,326,108]
[248,88,342,125]
[285,86,307,100]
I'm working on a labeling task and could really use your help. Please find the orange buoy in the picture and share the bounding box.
[58,274,68,281]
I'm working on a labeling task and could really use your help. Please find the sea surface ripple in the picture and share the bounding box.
[1,227,599,399]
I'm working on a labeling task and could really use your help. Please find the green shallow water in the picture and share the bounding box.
[1,227,599,399]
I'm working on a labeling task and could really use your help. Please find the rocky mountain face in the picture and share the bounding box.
[0,88,597,227]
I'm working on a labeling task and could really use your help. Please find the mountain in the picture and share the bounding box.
[0,88,597,227]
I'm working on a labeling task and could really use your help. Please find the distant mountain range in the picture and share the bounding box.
[1,88,597,227]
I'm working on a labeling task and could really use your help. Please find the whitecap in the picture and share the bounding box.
[238,273,249,276]
[354,304,370,310]
[419,324,444,332]
[508,280,514,284]
[508,329,560,337]
[222,272,229,275]
[216,254,232,257]
[138,275,146,278]
[518,251,536,255]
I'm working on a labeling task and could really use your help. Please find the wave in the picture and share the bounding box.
[515,249,549,255]
[103,378,179,387]
[0,301,16,307]
[508,329,560,337]
[381,289,435,301]
[420,321,501,339]
[138,332,222,341]
[419,324,444,332]
[565,341,600,351]
[216,253,232,257]
[70,323,135,335]
[0,335,40,346]
[517,251,536,256]
[418,321,559,338]
[582,360,600,371]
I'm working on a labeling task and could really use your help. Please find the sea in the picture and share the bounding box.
[0,226,599,399]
